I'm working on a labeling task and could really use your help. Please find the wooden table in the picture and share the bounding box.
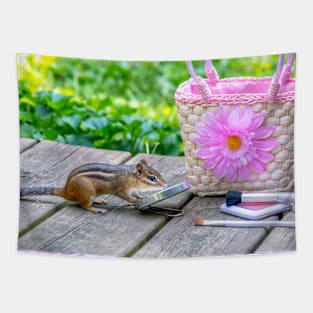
[18,138,296,258]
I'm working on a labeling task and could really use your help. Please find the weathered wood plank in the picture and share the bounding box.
[20,139,131,190]
[18,201,62,234]
[18,153,191,257]
[255,210,296,253]
[19,139,131,233]
[134,197,279,258]
[20,138,37,152]
[18,203,167,256]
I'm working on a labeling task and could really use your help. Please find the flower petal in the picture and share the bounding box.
[213,159,227,179]
[253,125,276,139]
[195,148,212,159]
[249,112,265,130]
[196,147,221,160]
[216,105,228,124]
[196,148,222,159]
[238,166,250,180]
[226,166,237,182]
[256,150,275,163]
[195,123,220,138]
[203,154,223,169]
[193,135,217,146]
[223,144,248,160]
[228,106,241,128]
[205,112,219,127]
[239,107,253,129]
[253,138,278,151]
[194,123,208,136]
[249,159,265,173]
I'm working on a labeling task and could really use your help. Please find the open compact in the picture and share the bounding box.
[134,180,190,216]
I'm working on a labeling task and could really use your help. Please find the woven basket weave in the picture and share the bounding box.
[174,54,295,196]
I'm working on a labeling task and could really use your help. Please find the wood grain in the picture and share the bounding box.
[20,139,131,190]
[20,138,37,152]
[134,196,279,258]
[18,203,167,256]
[255,210,296,253]
[18,152,191,257]
[18,200,63,234]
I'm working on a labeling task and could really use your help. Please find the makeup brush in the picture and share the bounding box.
[225,191,295,206]
[194,218,295,228]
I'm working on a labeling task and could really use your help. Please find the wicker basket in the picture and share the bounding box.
[174,54,295,196]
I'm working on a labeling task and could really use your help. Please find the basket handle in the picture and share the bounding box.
[267,53,295,103]
[205,60,219,84]
[186,53,295,104]
[186,60,212,102]
[281,53,295,84]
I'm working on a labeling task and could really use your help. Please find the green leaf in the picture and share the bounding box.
[35,104,53,119]
[145,132,159,141]
[81,117,109,130]
[41,92,71,110]
[19,111,32,122]
[20,123,38,137]
[140,121,154,134]
[43,128,59,140]
[19,96,36,107]
[60,114,82,130]
[162,134,181,155]
[33,132,44,140]
[64,134,93,147]
[51,92,70,103]
[35,91,52,101]
[93,139,107,148]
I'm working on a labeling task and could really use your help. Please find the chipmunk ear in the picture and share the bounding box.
[136,163,143,176]
[140,159,148,166]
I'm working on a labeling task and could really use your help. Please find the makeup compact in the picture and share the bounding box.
[135,180,191,216]
[220,201,293,220]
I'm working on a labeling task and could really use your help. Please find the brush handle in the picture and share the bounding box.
[201,220,295,228]
[241,192,295,204]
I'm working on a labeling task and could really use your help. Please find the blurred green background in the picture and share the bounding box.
[17,53,293,156]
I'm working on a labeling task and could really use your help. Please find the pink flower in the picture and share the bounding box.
[193,106,278,182]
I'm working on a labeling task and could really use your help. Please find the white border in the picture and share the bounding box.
[1,1,312,312]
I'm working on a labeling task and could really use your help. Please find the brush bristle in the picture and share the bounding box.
[194,218,204,226]
[225,190,242,206]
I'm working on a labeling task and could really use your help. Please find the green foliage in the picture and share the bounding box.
[17,53,292,156]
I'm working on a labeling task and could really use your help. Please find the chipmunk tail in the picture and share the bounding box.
[20,186,63,198]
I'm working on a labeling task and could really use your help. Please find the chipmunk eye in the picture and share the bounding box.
[149,175,157,182]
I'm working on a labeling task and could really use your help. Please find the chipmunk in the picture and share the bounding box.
[20,159,167,214]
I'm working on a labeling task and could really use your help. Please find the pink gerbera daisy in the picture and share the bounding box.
[193,105,278,182]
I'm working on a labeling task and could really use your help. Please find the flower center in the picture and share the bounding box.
[227,135,242,151]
